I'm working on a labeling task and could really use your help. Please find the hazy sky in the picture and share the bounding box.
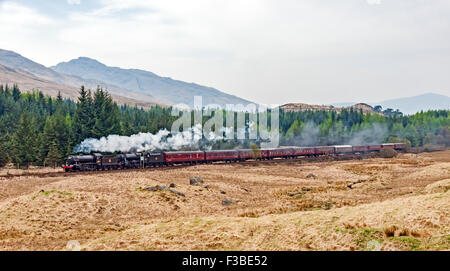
[0,0,449,105]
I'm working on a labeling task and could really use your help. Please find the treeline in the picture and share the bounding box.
[279,109,450,147]
[0,84,449,168]
[0,85,176,167]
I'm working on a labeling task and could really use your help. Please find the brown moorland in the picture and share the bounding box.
[0,151,448,251]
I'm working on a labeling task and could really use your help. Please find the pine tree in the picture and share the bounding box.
[45,139,60,168]
[12,84,21,101]
[92,87,121,138]
[57,91,63,103]
[11,112,38,168]
[0,133,9,167]
[73,86,94,144]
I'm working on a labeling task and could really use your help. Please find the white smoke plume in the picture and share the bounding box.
[75,124,206,153]
[346,123,388,146]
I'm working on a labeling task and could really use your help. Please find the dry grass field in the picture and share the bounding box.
[0,151,449,251]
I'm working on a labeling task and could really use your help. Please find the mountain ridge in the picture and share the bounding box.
[51,56,252,107]
[0,63,157,108]
[332,93,450,115]
[0,49,165,106]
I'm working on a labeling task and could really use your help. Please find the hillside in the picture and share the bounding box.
[52,57,252,107]
[0,64,156,108]
[333,93,450,115]
[0,49,165,106]
[281,102,378,114]
[376,93,450,115]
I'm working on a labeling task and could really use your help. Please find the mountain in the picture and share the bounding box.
[332,93,450,115]
[51,57,252,107]
[375,93,450,115]
[0,64,157,108]
[0,49,164,106]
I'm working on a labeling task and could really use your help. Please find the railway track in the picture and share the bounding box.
[0,152,377,179]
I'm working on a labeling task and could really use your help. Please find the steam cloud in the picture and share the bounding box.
[346,123,388,146]
[75,124,208,153]
[285,122,389,146]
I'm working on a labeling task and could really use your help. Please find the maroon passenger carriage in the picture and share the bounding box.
[314,146,335,155]
[368,144,383,152]
[205,150,239,163]
[264,148,294,159]
[163,151,205,165]
[352,145,370,153]
[292,147,316,157]
[334,145,353,154]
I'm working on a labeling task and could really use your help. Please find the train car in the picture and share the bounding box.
[382,143,396,150]
[163,151,205,164]
[238,149,260,160]
[368,144,383,152]
[352,145,370,153]
[144,152,165,167]
[63,154,99,171]
[292,147,316,157]
[394,143,408,150]
[334,145,353,154]
[315,146,335,155]
[205,150,239,162]
[97,154,120,170]
[264,148,294,159]
[259,149,271,160]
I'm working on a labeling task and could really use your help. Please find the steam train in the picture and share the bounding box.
[62,143,408,172]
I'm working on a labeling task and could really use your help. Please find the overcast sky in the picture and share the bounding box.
[0,0,449,105]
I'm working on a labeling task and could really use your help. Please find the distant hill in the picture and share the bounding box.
[332,93,450,115]
[0,49,163,106]
[0,64,156,108]
[51,57,252,107]
[281,102,378,114]
[375,93,450,115]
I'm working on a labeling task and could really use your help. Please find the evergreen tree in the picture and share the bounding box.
[11,112,38,167]
[0,133,9,167]
[92,87,121,138]
[12,84,21,101]
[73,86,94,144]
[45,139,60,168]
